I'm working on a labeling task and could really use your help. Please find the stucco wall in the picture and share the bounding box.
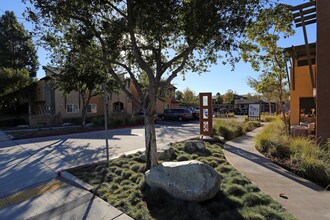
[290,65,316,125]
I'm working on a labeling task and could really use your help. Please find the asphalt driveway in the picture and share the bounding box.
[0,122,200,198]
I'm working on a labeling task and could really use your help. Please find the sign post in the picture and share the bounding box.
[248,104,261,121]
[199,93,213,137]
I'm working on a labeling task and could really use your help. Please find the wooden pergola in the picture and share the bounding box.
[291,1,316,89]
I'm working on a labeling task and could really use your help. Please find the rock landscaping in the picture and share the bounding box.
[70,141,296,220]
[145,160,220,202]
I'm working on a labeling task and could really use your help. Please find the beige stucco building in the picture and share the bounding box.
[28,66,179,126]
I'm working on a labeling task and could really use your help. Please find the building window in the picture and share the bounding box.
[300,97,315,115]
[297,58,316,67]
[87,104,97,113]
[113,101,124,112]
[67,104,79,113]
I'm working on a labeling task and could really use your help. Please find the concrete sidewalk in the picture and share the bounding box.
[223,126,330,220]
[0,139,133,220]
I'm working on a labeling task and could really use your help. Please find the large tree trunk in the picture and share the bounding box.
[268,101,272,114]
[144,112,158,170]
[143,91,158,171]
[80,93,91,127]
[80,94,86,127]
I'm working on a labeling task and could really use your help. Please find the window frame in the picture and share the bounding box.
[86,103,97,113]
[67,104,79,113]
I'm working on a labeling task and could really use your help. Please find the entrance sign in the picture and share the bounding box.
[199,93,213,136]
[248,104,260,120]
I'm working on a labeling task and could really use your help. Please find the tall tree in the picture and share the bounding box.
[55,45,119,127]
[26,0,263,170]
[222,89,236,104]
[245,92,262,101]
[182,88,198,105]
[175,90,183,103]
[247,75,278,113]
[240,3,294,130]
[0,68,31,97]
[0,11,38,77]
[215,92,223,105]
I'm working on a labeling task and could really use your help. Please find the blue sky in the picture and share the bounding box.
[1,0,316,95]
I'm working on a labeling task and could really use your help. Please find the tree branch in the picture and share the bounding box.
[107,2,128,19]
[111,60,144,99]
[165,48,191,85]
[127,0,153,78]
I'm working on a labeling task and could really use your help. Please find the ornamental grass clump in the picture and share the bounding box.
[214,119,244,140]
[255,118,330,188]
[255,118,290,157]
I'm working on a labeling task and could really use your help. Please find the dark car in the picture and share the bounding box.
[160,109,193,121]
[133,111,159,122]
[190,108,200,120]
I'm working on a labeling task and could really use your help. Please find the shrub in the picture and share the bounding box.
[256,119,330,188]
[230,176,250,186]
[109,118,124,128]
[177,155,189,161]
[243,121,260,132]
[255,118,290,157]
[225,184,247,196]
[302,157,329,187]
[260,113,277,122]
[0,117,27,127]
[214,119,244,140]
[242,193,271,207]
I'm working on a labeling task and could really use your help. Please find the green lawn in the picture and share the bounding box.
[70,142,296,220]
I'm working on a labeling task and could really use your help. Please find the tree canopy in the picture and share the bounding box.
[0,68,31,97]
[181,88,198,105]
[241,3,293,122]
[55,44,119,126]
[222,89,236,104]
[215,92,223,105]
[0,11,38,77]
[26,0,264,169]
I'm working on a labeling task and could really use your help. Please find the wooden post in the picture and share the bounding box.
[199,93,213,137]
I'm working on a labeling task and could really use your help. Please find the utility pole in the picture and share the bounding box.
[103,83,110,165]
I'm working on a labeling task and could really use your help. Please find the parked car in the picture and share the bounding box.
[190,108,200,120]
[160,109,193,121]
[233,108,241,115]
[219,108,229,114]
[133,111,159,122]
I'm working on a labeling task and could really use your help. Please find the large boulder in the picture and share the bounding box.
[139,147,176,162]
[184,140,211,156]
[145,160,220,202]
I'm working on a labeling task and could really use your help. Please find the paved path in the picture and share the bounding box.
[223,126,330,220]
[0,122,199,220]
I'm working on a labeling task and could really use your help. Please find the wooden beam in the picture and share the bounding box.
[299,9,315,89]
[292,47,296,91]
[291,1,316,11]
[296,19,317,27]
[294,13,316,23]
[293,8,316,18]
